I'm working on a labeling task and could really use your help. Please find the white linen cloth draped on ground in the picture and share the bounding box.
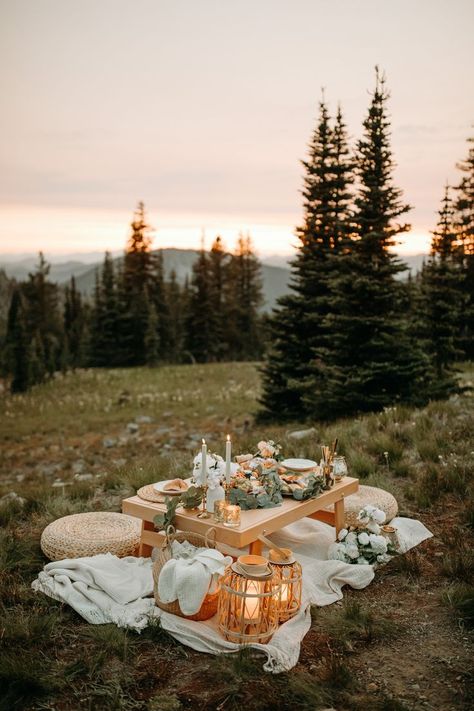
[32,516,432,672]
[158,544,232,615]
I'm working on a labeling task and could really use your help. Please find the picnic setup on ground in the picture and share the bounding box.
[33,435,432,672]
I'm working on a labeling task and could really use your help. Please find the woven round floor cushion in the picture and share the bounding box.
[41,512,141,561]
[326,484,398,526]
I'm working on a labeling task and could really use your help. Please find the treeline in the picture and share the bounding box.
[1,206,264,392]
[260,68,473,421]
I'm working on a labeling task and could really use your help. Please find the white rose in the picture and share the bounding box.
[369,534,388,554]
[346,544,360,560]
[357,556,370,565]
[357,509,370,523]
[345,532,358,545]
[365,504,376,514]
[366,521,381,534]
[372,508,386,524]
[337,528,349,541]
[377,553,391,564]
[358,531,370,546]
[328,543,348,562]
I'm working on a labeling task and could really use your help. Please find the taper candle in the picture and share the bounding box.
[201,438,207,485]
[225,434,231,486]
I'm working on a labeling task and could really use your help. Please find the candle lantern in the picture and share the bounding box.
[223,504,241,528]
[218,565,281,644]
[269,549,303,622]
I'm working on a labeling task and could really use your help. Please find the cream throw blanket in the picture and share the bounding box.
[32,516,432,671]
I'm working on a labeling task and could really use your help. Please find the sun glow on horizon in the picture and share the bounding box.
[0,204,431,259]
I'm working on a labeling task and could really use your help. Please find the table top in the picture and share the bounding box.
[122,477,358,548]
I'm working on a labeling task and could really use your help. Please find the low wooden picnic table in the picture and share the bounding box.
[122,477,359,557]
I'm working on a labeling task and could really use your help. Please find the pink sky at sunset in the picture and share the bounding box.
[1,0,473,259]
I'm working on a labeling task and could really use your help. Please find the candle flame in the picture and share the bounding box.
[202,438,206,445]
[226,434,231,441]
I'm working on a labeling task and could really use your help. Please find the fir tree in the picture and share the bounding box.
[64,276,84,369]
[231,234,263,360]
[184,247,212,362]
[5,288,32,393]
[418,186,461,393]
[305,69,429,419]
[166,269,186,363]
[259,98,353,420]
[207,236,228,360]
[453,134,474,357]
[119,202,155,365]
[89,253,121,366]
[149,249,170,360]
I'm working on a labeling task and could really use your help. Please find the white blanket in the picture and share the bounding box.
[158,546,232,615]
[32,516,432,671]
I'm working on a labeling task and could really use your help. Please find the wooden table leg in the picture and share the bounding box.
[139,520,155,557]
[334,496,345,537]
[249,539,263,555]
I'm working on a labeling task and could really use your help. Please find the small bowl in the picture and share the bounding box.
[237,554,270,576]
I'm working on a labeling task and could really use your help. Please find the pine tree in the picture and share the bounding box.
[119,202,155,365]
[184,247,212,362]
[89,253,121,366]
[259,98,353,420]
[207,236,228,360]
[166,269,186,363]
[5,288,32,393]
[453,134,474,358]
[149,249,170,360]
[231,234,263,360]
[418,186,461,393]
[305,69,429,419]
[64,276,85,369]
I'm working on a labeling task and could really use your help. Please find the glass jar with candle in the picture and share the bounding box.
[214,499,227,523]
[223,504,241,528]
[332,455,348,482]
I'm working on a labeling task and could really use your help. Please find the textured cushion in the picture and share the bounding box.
[326,485,398,526]
[41,512,141,561]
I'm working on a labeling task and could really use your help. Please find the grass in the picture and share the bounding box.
[0,361,473,709]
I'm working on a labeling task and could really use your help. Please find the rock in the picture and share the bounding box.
[287,427,317,440]
[127,422,139,433]
[154,427,172,436]
[411,684,421,691]
[72,459,86,474]
[103,437,117,448]
[112,458,127,468]
[0,491,27,508]
[135,415,153,424]
[74,473,94,481]
[37,463,61,477]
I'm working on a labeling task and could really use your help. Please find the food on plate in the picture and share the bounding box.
[163,478,188,492]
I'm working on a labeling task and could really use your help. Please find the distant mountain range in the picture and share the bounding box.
[0,250,427,313]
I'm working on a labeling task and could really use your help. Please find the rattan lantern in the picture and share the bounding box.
[269,549,303,622]
[218,564,281,644]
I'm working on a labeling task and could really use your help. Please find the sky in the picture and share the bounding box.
[0,0,473,259]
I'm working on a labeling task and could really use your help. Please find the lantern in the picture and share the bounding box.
[218,564,281,644]
[268,549,303,622]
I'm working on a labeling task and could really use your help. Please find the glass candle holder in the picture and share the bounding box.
[214,500,227,523]
[223,504,241,528]
[333,455,348,482]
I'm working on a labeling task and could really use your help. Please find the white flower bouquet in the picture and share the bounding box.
[328,505,397,566]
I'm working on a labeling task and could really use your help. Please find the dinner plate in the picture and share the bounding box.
[153,480,189,495]
[280,458,318,472]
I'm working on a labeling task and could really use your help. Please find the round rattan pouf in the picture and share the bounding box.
[344,485,398,526]
[326,484,398,527]
[40,512,141,561]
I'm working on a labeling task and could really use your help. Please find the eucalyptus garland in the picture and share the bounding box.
[291,473,328,501]
[153,485,203,531]
[228,466,283,510]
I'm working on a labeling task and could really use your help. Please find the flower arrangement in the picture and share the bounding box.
[192,452,224,488]
[256,439,283,461]
[328,505,397,566]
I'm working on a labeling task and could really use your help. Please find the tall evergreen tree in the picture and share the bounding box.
[305,69,429,419]
[89,252,121,366]
[231,234,263,360]
[207,236,228,360]
[64,276,85,369]
[259,98,353,420]
[418,186,461,391]
[453,134,474,357]
[166,270,186,362]
[184,247,212,362]
[4,288,32,393]
[119,202,155,365]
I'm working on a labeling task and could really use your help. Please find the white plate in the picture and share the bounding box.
[153,480,189,495]
[280,458,318,472]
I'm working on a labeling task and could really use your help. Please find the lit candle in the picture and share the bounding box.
[225,434,232,486]
[280,583,289,603]
[244,580,261,621]
[201,438,207,485]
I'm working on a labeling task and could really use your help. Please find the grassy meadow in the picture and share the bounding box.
[0,362,473,710]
